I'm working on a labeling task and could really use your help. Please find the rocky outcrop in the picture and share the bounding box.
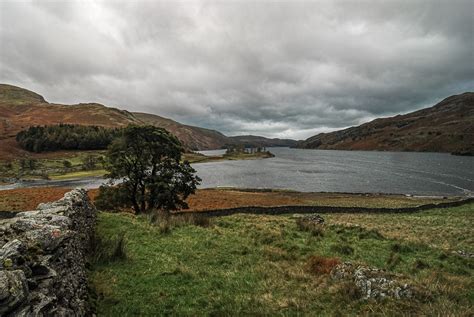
[0,188,96,316]
[331,262,413,300]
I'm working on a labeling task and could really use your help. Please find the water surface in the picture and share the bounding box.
[193,148,473,196]
[2,148,473,196]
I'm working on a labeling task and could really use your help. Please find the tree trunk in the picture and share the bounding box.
[140,184,146,213]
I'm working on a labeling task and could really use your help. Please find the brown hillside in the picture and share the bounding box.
[0,84,296,159]
[133,112,229,150]
[0,84,142,159]
[296,92,474,154]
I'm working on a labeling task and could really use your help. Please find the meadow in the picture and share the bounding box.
[90,203,473,316]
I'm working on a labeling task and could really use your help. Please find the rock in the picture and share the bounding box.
[0,239,25,268]
[25,225,73,252]
[294,214,325,224]
[331,262,413,300]
[305,214,325,224]
[0,270,28,315]
[0,188,96,316]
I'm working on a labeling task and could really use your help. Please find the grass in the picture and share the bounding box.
[0,150,273,180]
[49,169,107,180]
[184,151,274,163]
[0,150,106,179]
[90,203,474,316]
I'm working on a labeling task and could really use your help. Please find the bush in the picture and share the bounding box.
[306,255,340,275]
[62,160,72,169]
[82,155,98,170]
[94,184,131,211]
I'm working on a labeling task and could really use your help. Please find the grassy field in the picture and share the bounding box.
[49,169,107,180]
[90,203,473,316]
[0,150,106,179]
[0,151,273,180]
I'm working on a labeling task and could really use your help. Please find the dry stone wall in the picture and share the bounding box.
[0,188,96,316]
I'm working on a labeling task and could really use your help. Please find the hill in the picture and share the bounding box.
[296,92,474,154]
[133,112,229,150]
[0,84,296,159]
[229,135,297,148]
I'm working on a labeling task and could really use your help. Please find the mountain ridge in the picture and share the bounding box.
[0,84,296,159]
[295,92,474,154]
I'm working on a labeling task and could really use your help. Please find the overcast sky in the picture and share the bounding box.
[1,0,472,139]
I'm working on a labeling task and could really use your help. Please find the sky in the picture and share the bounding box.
[0,0,473,140]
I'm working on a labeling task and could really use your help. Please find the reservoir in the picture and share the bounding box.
[2,148,473,196]
[195,147,473,196]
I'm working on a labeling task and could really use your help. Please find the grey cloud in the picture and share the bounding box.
[1,0,472,139]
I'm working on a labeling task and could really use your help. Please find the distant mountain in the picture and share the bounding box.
[0,84,296,159]
[229,135,297,148]
[295,92,474,154]
[133,112,229,150]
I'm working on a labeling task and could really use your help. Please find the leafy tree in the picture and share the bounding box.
[82,155,97,170]
[19,158,37,170]
[62,160,72,169]
[16,124,122,152]
[98,125,201,214]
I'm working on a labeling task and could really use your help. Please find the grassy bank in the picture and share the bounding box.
[90,203,473,316]
[0,150,274,180]
[0,150,106,179]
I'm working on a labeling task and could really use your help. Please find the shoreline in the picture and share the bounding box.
[1,186,468,213]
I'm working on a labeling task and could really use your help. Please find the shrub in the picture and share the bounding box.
[306,255,340,275]
[94,184,131,211]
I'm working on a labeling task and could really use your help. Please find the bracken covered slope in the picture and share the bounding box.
[0,84,296,158]
[132,112,229,150]
[296,92,474,154]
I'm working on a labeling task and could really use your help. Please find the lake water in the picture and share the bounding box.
[194,148,473,196]
[2,148,473,196]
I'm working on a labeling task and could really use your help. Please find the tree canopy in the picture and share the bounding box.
[16,124,122,152]
[96,125,200,214]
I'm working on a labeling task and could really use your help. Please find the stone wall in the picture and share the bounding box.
[182,197,474,217]
[0,188,96,316]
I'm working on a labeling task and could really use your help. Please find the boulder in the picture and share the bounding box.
[331,262,413,300]
[0,270,28,315]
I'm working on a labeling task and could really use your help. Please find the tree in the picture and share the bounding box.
[82,155,97,170]
[98,125,201,214]
[62,160,72,170]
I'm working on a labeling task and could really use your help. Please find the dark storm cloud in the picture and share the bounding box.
[1,0,472,139]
